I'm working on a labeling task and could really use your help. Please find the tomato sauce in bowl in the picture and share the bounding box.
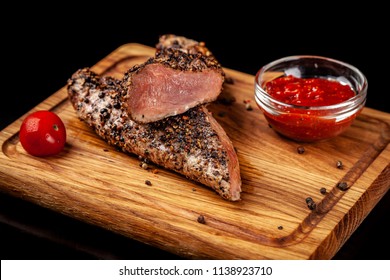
[265,75,356,107]
[255,56,367,142]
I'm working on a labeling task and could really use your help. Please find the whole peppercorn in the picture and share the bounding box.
[145,180,152,186]
[297,146,305,154]
[337,182,349,191]
[197,215,206,224]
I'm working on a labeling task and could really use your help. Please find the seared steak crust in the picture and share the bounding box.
[156,34,213,57]
[67,68,241,201]
[124,47,222,74]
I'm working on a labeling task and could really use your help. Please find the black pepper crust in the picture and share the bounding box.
[67,68,240,201]
[156,34,215,58]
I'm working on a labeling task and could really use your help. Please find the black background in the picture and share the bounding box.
[1,6,389,259]
[3,7,389,127]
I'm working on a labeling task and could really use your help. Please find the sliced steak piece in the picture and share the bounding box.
[67,68,242,201]
[121,43,225,123]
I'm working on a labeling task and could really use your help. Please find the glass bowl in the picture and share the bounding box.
[254,55,368,142]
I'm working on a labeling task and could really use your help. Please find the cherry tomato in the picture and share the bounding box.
[19,110,67,157]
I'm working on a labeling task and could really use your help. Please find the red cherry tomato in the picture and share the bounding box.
[19,110,67,157]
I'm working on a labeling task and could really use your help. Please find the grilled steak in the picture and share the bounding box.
[121,36,225,123]
[67,68,242,201]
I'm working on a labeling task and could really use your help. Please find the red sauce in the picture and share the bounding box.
[261,75,360,142]
[265,75,355,106]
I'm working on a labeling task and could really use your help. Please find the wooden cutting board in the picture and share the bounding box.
[1,43,389,259]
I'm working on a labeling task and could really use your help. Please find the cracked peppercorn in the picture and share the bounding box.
[305,197,316,210]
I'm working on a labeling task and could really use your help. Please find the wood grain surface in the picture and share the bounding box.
[1,43,389,259]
